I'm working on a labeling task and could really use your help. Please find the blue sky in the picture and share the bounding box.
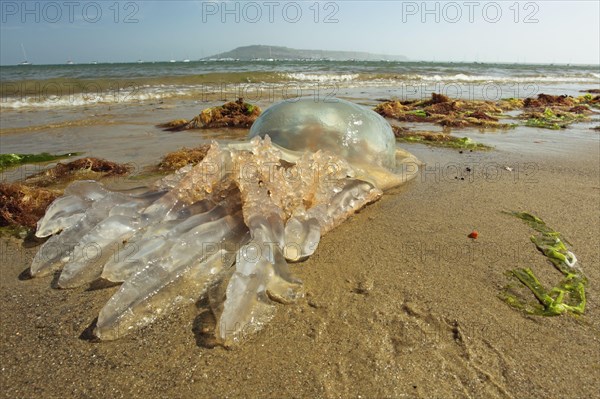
[1,0,599,65]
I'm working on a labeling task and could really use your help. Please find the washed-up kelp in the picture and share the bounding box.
[0,183,59,230]
[0,152,80,171]
[501,212,587,316]
[1,158,132,234]
[520,106,591,130]
[23,157,132,187]
[512,93,597,130]
[158,98,261,131]
[391,126,490,150]
[375,93,515,129]
[157,145,211,171]
[376,92,598,131]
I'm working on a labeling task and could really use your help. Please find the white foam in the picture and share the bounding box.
[284,73,359,82]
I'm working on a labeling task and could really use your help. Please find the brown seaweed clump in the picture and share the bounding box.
[24,157,132,187]
[517,93,597,129]
[427,92,450,104]
[523,94,576,108]
[377,92,596,131]
[375,93,511,129]
[523,93,599,110]
[0,157,132,233]
[158,98,262,131]
[158,144,211,171]
[0,183,59,229]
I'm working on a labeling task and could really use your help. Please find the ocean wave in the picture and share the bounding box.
[416,73,600,83]
[0,90,174,109]
[277,71,599,85]
[283,73,359,82]
[1,72,598,109]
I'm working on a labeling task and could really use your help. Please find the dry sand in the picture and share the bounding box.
[1,132,599,398]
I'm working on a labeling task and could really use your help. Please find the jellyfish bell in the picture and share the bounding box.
[249,97,418,190]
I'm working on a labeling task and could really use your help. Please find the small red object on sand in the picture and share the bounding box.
[468,231,478,239]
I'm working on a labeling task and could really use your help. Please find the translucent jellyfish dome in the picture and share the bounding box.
[248,97,397,169]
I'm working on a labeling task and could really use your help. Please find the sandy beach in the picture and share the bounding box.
[2,0,599,395]
[1,106,599,398]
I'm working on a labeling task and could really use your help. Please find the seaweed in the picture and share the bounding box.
[501,211,587,316]
[521,107,587,130]
[519,93,595,129]
[391,126,490,150]
[497,98,525,111]
[158,98,262,131]
[0,158,132,232]
[0,152,80,171]
[576,93,600,108]
[0,183,59,230]
[23,157,132,187]
[157,144,211,171]
[523,94,576,108]
[376,92,594,132]
[375,93,515,129]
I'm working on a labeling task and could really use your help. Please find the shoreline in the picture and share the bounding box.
[1,95,599,398]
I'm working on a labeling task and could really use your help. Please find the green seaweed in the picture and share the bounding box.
[396,134,491,150]
[0,152,80,171]
[523,107,586,130]
[407,109,427,117]
[501,211,587,316]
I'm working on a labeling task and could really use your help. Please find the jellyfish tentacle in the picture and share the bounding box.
[217,152,303,345]
[57,215,140,288]
[35,195,89,238]
[101,203,234,283]
[35,180,111,238]
[218,219,302,345]
[94,212,249,341]
[283,216,321,262]
[31,192,132,276]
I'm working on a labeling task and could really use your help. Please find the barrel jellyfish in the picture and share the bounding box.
[30,98,419,346]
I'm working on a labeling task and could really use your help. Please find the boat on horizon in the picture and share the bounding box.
[18,43,31,65]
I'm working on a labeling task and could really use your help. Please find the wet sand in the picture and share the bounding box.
[1,104,600,398]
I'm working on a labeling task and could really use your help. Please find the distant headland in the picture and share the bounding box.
[204,45,408,61]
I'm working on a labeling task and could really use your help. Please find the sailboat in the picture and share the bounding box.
[18,43,31,65]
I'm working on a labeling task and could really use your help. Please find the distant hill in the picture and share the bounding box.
[205,45,407,61]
